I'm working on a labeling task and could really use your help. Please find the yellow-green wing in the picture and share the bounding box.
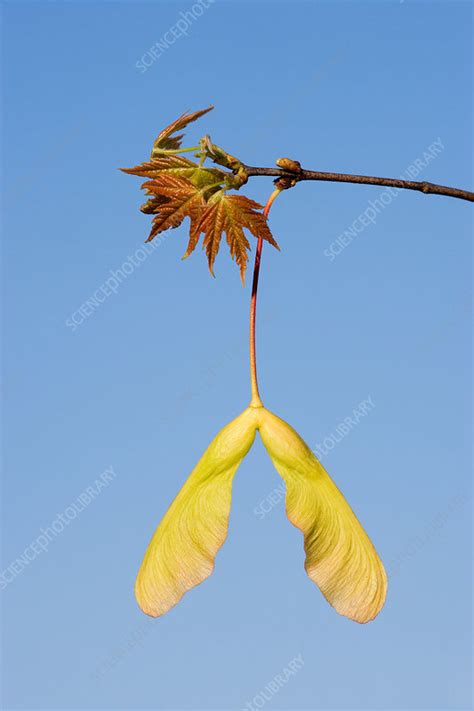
[258,408,387,623]
[136,408,258,617]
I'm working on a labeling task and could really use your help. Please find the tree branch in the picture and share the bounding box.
[243,165,474,203]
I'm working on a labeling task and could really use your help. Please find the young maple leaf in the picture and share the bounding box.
[194,194,280,282]
[141,174,208,243]
[121,154,225,186]
[123,154,199,179]
[151,106,214,153]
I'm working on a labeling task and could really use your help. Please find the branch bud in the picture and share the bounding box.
[276,157,302,173]
[274,176,297,191]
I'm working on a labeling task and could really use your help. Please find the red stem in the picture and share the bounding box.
[249,189,281,407]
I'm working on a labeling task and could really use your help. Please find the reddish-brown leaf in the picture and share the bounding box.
[122,154,225,190]
[151,106,214,152]
[141,175,207,243]
[122,155,196,178]
[195,194,280,283]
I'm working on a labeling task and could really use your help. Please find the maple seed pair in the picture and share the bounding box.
[135,405,387,624]
[124,107,387,623]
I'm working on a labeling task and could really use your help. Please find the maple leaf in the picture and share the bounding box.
[123,154,197,179]
[194,194,280,283]
[141,174,210,243]
[151,106,214,153]
[121,154,225,189]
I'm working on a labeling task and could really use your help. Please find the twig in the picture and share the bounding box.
[243,165,474,203]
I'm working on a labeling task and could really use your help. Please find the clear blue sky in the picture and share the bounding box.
[2,1,472,709]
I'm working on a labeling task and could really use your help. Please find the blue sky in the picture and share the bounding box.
[2,1,472,709]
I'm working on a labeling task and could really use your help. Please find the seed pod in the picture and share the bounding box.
[135,407,259,617]
[258,407,387,624]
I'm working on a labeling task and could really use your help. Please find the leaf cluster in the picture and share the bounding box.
[121,107,279,282]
